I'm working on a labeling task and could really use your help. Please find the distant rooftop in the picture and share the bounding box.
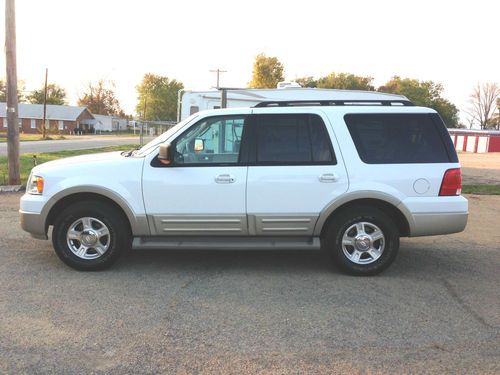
[0,102,93,121]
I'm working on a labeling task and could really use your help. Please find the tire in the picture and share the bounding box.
[52,200,130,271]
[322,205,400,276]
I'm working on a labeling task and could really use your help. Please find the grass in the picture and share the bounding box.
[0,144,138,185]
[462,184,500,195]
[0,133,67,142]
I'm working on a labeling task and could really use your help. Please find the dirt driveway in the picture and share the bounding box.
[459,152,500,184]
[0,192,499,374]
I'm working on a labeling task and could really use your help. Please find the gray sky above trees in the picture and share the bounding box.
[0,0,498,120]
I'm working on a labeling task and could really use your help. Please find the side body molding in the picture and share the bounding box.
[313,190,415,236]
[42,185,150,236]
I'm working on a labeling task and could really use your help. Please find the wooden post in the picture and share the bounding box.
[42,68,48,139]
[221,89,227,108]
[5,0,20,185]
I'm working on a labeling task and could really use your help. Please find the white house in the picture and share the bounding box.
[93,114,128,132]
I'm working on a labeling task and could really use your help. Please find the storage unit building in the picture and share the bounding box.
[448,129,500,153]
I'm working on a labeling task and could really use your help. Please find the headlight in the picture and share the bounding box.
[27,174,44,195]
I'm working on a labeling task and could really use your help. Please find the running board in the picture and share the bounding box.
[132,236,321,251]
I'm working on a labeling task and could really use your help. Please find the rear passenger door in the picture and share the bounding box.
[246,110,348,236]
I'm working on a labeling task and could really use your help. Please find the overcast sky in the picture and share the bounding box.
[1,0,499,120]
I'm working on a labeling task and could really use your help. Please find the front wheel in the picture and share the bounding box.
[52,201,130,271]
[322,206,400,276]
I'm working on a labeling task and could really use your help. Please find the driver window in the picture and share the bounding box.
[173,116,246,165]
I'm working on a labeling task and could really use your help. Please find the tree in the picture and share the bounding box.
[77,80,124,116]
[27,83,67,105]
[295,73,375,90]
[248,53,285,89]
[466,82,500,129]
[135,74,183,121]
[317,72,375,91]
[295,76,317,88]
[0,79,25,102]
[378,76,459,128]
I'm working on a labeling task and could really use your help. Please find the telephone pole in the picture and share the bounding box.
[5,0,20,185]
[209,68,227,89]
[42,68,48,139]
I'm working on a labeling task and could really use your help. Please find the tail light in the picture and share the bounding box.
[439,168,462,196]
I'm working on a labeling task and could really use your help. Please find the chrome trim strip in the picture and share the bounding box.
[161,219,241,223]
[261,218,311,223]
[261,227,309,231]
[163,228,243,232]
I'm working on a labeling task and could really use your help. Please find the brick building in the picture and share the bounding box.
[0,103,95,134]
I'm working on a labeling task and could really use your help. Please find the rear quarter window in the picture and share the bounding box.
[344,113,455,164]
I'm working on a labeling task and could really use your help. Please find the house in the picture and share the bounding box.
[0,102,95,134]
[93,114,128,132]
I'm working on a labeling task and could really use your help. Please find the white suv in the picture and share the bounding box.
[20,96,468,275]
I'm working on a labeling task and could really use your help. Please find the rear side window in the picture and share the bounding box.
[255,114,336,164]
[345,114,453,164]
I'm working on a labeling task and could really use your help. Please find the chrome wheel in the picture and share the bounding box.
[66,217,110,260]
[341,221,385,265]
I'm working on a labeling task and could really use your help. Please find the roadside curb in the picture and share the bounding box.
[0,185,25,193]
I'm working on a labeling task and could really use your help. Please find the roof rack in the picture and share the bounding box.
[254,100,415,107]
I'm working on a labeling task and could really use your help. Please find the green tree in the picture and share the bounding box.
[378,76,459,128]
[295,76,317,88]
[135,74,183,121]
[77,80,124,116]
[0,79,25,102]
[317,72,375,91]
[248,53,285,89]
[27,83,67,105]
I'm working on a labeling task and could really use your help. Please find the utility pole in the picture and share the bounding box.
[42,68,48,139]
[5,0,20,185]
[209,68,227,89]
[140,96,147,146]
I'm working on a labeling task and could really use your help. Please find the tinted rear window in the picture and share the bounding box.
[256,114,335,164]
[345,114,452,164]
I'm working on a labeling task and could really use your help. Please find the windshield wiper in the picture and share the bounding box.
[122,148,138,157]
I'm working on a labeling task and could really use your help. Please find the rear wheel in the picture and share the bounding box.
[322,206,399,276]
[52,201,130,271]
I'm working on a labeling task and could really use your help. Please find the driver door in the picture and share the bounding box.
[142,113,251,236]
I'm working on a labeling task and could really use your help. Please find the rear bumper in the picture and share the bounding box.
[400,195,468,237]
[410,212,468,237]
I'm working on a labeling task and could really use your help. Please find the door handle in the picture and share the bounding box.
[319,173,338,183]
[215,174,236,184]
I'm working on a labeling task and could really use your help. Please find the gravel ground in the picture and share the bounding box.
[0,193,499,374]
[458,152,500,184]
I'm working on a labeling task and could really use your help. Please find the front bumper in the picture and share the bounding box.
[19,193,49,240]
[20,210,48,240]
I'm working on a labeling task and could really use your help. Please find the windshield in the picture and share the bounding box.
[135,114,199,156]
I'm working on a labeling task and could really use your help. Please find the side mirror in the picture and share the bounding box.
[194,138,205,152]
[158,143,172,165]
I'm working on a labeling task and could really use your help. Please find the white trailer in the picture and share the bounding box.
[178,88,410,121]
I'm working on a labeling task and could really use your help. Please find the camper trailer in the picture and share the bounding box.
[178,87,409,121]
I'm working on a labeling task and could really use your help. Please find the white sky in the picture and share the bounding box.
[1,0,499,121]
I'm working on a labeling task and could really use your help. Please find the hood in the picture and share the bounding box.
[32,151,130,174]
